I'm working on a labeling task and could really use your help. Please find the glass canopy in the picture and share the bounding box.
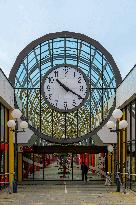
[9,31,122,143]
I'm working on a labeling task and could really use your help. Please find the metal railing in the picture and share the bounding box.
[105,171,136,193]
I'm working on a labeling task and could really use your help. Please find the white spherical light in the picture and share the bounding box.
[108,145,113,152]
[7,120,16,128]
[112,109,123,120]
[20,121,28,129]
[11,109,22,119]
[119,120,128,129]
[107,121,115,129]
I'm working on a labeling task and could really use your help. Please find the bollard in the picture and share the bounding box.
[116,172,121,192]
[13,180,17,193]
[116,178,120,192]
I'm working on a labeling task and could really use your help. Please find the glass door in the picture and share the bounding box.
[44,153,72,180]
[73,153,106,181]
[23,151,106,181]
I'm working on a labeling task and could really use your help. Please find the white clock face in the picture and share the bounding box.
[42,65,89,112]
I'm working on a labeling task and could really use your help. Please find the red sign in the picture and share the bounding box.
[0,143,8,151]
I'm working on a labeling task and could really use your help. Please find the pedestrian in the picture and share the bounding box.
[63,164,67,178]
[105,172,111,185]
[81,162,88,182]
[116,171,120,192]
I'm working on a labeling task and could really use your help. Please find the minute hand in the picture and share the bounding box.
[56,79,84,100]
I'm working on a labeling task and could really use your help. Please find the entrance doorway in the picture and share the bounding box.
[22,145,107,181]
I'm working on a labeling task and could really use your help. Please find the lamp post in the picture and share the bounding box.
[7,109,28,193]
[107,144,115,187]
[107,109,128,192]
[108,144,114,173]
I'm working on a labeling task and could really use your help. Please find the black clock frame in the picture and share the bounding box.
[41,64,90,113]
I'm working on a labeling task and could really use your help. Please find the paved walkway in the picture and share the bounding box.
[0,182,136,205]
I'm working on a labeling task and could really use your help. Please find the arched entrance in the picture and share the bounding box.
[9,31,121,181]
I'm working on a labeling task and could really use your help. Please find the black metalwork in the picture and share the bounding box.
[32,145,107,153]
[130,102,132,189]
[9,31,122,143]
[110,129,124,133]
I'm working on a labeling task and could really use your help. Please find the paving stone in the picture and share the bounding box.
[0,183,136,205]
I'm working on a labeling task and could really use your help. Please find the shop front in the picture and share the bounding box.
[0,69,14,190]
[116,66,136,191]
[18,145,108,181]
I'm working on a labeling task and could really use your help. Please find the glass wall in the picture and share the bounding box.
[44,153,72,180]
[23,153,34,180]
[22,151,106,181]
[0,103,9,189]
[73,153,106,180]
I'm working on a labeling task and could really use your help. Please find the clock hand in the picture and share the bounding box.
[56,79,69,92]
[56,79,84,100]
[69,89,84,100]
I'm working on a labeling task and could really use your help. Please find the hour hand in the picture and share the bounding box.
[56,79,69,92]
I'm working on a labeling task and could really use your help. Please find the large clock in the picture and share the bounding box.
[42,64,89,112]
[9,31,122,143]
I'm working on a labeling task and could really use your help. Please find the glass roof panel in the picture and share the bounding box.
[10,32,121,143]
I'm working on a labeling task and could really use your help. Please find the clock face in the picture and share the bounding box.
[42,64,89,112]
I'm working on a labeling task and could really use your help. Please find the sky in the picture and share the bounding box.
[0,0,136,79]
